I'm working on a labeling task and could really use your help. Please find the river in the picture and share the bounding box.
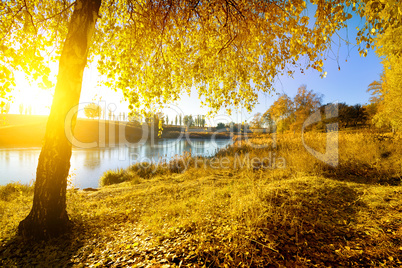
[0,138,232,189]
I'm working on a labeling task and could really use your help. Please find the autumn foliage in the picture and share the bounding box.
[84,103,102,119]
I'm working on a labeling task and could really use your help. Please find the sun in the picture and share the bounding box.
[10,62,132,118]
[12,71,54,115]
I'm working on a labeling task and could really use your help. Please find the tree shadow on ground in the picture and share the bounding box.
[0,219,99,267]
[257,182,383,267]
[320,161,401,186]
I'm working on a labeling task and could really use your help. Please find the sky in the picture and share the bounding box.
[8,6,384,126]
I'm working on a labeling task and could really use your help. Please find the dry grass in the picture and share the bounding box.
[1,131,402,267]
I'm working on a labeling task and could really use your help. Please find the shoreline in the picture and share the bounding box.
[0,114,238,147]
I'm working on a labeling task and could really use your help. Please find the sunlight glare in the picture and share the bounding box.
[12,71,54,115]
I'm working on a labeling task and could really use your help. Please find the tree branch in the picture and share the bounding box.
[23,0,38,34]
[1,5,24,40]
[217,33,237,54]
[38,1,76,23]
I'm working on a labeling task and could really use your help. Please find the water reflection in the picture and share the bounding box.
[0,138,231,189]
[82,149,102,169]
[0,147,40,185]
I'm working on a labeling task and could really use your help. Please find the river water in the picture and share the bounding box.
[0,138,232,189]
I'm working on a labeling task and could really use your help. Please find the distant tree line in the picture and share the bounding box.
[133,113,207,128]
[0,102,34,115]
[249,84,383,133]
[83,103,132,121]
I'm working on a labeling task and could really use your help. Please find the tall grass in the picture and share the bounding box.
[0,182,33,202]
[100,169,132,186]
[1,131,401,267]
[100,131,401,187]
[0,182,33,240]
[224,131,401,185]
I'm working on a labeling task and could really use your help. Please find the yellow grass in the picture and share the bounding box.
[1,131,401,267]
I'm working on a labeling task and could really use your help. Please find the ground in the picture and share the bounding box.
[0,131,401,267]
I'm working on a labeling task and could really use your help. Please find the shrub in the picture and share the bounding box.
[128,151,194,178]
[0,182,33,201]
[129,162,159,179]
[100,169,131,187]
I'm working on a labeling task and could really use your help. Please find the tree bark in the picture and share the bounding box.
[18,0,101,239]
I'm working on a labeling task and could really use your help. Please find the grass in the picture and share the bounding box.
[100,168,133,186]
[1,131,402,267]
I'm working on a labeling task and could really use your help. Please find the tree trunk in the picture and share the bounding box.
[18,0,101,239]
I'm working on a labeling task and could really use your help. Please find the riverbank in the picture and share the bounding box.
[0,114,144,147]
[0,114,232,147]
[1,132,401,266]
[161,130,232,139]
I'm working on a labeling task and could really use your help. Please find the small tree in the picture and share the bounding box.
[84,103,102,119]
[216,122,226,129]
[184,115,194,127]
[263,94,294,133]
[291,85,322,132]
[0,102,10,114]
[189,115,193,127]
[108,108,113,120]
[250,113,263,128]
[183,115,189,126]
